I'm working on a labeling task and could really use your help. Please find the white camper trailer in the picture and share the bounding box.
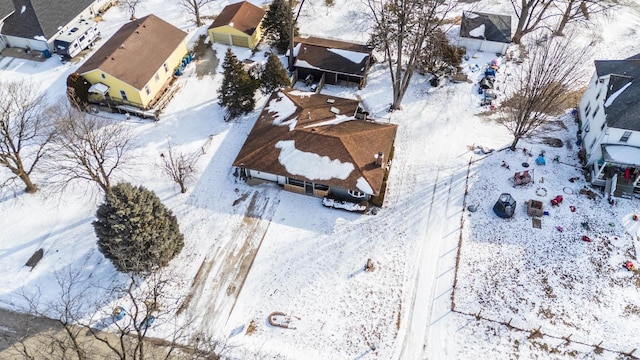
[54,19,100,60]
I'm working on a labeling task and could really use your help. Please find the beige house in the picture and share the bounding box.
[208,1,265,49]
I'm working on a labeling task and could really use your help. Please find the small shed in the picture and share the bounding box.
[458,11,512,55]
[493,193,516,218]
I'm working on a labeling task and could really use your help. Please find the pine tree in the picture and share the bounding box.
[218,48,258,120]
[93,182,184,273]
[262,0,298,54]
[260,53,290,95]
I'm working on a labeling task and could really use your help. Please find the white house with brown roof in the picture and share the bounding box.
[77,14,187,111]
[233,89,397,202]
[208,1,265,49]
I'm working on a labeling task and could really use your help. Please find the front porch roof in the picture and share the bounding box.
[602,144,640,167]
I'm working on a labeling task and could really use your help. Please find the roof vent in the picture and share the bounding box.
[330,106,340,115]
[119,44,125,49]
[326,98,335,104]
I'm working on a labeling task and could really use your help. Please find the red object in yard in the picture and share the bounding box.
[582,235,591,242]
[554,195,563,203]
[569,205,576,212]
[624,261,636,271]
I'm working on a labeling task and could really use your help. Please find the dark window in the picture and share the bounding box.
[620,131,632,143]
[600,122,606,131]
[119,90,128,101]
[314,184,329,191]
[288,178,304,187]
[79,35,85,42]
[101,73,106,79]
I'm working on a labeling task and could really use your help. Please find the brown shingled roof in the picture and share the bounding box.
[77,15,187,90]
[208,1,265,36]
[294,36,372,77]
[233,90,397,195]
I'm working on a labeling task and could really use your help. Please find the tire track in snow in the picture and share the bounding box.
[178,189,280,334]
[396,85,470,359]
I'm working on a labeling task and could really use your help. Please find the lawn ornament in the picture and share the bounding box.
[624,261,636,271]
[112,306,126,321]
[140,315,155,330]
[551,195,563,206]
[555,226,564,232]
[581,235,591,242]
[569,205,576,212]
[536,155,546,165]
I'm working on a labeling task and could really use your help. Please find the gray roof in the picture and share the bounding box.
[594,59,640,132]
[0,0,14,20]
[460,11,511,43]
[1,0,95,40]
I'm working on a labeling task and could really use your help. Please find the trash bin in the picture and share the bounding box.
[42,49,51,58]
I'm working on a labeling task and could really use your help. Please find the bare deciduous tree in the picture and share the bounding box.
[160,142,197,194]
[554,0,621,36]
[510,0,557,44]
[0,80,56,193]
[120,0,145,20]
[14,266,190,360]
[366,0,457,110]
[48,100,134,194]
[178,0,215,27]
[497,33,589,150]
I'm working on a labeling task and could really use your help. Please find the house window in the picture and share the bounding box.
[583,121,590,133]
[163,62,169,73]
[155,73,160,82]
[119,90,128,101]
[590,138,597,150]
[101,73,106,79]
[348,189,366,198]
[288,178,304,187]
[593,106,600,117]
[585,104,591,117]
[144,85,150,95]
[620,131,632,143]
[314,184,329,191]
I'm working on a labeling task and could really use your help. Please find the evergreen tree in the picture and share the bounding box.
[262,0,298,54]
[218,48,258,120]
[260,53,291,95]
[93,182,184,273]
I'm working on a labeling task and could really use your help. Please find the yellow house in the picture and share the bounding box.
[208,1,265,50]
[77,14,188,110]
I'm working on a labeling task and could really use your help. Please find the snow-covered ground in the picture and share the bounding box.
[1,0,640,359]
